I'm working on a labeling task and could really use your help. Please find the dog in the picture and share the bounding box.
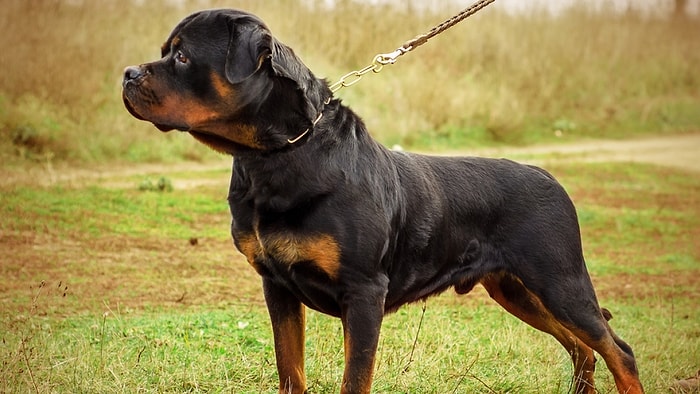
[122,9,644,394]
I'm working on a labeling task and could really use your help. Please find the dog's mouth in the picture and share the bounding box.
[122,93,146,121]
[122,91,188,132]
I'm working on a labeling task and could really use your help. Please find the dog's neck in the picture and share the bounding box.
[286,95,331,145]
[263,40,334,147]
[241,79,333,153]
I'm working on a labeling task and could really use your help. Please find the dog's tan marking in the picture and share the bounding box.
[161,35,181,55]
[181,101,220,126]
[236,232,263,268]
[189,123,262,153]
[139,82,218,128]
[211,71,234,98]
[261,233,342,280]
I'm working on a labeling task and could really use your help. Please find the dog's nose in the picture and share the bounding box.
[123,66,144,86]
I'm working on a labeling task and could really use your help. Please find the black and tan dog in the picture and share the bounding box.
[122,9,644,394]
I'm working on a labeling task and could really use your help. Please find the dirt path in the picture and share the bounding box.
[466,133,700,172]
[2,133,699,187]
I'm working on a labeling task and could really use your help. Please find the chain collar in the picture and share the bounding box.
[287,97,331,144]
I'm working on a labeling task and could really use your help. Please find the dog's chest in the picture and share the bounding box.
[235,230,342,281]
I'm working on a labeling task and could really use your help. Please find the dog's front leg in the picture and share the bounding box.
[263,279,307,394]
[340,282,387,394]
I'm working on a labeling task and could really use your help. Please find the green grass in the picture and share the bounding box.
[552,163,700,277]
[0,185,229,239]
[1,0,699,165]
[3,293,698,393]
[1,161,699,393]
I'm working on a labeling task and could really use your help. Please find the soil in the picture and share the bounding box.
[459,132,700,172]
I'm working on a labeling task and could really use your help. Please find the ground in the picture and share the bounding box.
[1,132,699,392]
[1,132,699,315]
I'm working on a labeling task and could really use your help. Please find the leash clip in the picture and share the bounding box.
[374,47,410,66]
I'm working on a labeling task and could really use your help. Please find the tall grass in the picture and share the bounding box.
[1,0,698,164]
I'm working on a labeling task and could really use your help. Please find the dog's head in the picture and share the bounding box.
[122,9,330,153]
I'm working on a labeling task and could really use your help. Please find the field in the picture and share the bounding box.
[1,147,699,392]
[1,0,699,392]
[1,0,699,163]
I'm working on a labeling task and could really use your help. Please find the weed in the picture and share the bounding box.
[1,280,72,393]
[138,177,174,192]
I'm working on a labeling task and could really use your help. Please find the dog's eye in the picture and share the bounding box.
[175,51,188,65]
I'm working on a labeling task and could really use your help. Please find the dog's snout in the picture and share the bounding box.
[123,66,145,86]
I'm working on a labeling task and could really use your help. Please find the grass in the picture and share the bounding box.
[556,163,700,277]
[1,160,699,392]
[1,184,228,238]
[2,285,698,393]
[1,0,699,165]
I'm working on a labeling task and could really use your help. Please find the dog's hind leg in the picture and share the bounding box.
[482,270,644,394]
[566,318,644,394]
[481,272,598,394]
[523,270,643,394]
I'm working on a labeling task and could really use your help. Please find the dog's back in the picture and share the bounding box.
[381,151,585,308]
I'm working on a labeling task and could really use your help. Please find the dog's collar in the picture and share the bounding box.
[287,97,331,145]
[287,111,323,144]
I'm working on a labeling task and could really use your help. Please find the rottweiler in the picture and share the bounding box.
[122,9,644,394]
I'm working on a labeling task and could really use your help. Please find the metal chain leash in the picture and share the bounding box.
[328,0,496,94]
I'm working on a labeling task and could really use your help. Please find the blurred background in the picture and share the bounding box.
[1,0,698,165]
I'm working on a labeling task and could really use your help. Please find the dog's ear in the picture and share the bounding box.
[268,42,309,82]
[225,19,273,84]
[269,42,330,122]
[224,12,329,126]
